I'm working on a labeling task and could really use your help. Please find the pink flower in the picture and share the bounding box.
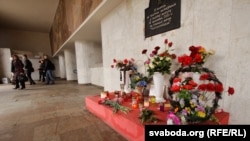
[144,59,150,65]
[167,112,181,125]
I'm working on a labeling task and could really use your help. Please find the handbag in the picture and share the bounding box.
[31,67,34,72]
[18,74,28,82]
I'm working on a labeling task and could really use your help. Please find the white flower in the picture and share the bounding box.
[208,49,215,55]
[165,57,171,61]
[149,62,154,69]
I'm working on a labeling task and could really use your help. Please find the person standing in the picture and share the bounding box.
[43,55,55,84]
[38,58,45,82]
[23,54,36,85]
[11,55,26,89]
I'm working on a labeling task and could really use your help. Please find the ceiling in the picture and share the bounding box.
[0,0,59,33]
[0,0,123,56]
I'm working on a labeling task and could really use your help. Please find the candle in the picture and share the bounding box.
[160,103,164,112]
[150,96,156,104]
[100,92,107,99]
[132,97,138,109]
[144,98,149,107]
[139,103,144,111]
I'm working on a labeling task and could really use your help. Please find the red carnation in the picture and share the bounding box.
[154,46,160,50]
[171,54,176,59]
[171,85,181,92]
[168,42,173,47]
[152,50,158,55]
[159,53,165,57]
[198,84,207,91]
[194,54,202,63]
[200,73,209,80]
[189,46,195,51]
[178,55,192,66]
[188,80,198,87]
[207,83,215,91]
[164,39,168,44]
[215,83,224,93]
[182,85,194,90]
[142,49,147,54]
[123,59,128,64]
[228,87,235,95]
[98,99,104,104]
[173,78,182,83]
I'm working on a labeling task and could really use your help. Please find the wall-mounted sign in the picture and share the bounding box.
[145,0,181,38]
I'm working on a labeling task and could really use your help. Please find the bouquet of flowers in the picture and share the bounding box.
[111,58,136,71]
[130,72,151,89]
[167,46,235,124]
[142,39,176,76]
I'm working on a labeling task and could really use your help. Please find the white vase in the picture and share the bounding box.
[120,70,131,94]
[152,72,166,103]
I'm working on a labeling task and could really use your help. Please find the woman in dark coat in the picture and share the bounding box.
[23,54,36,85]
[11,54,26,89]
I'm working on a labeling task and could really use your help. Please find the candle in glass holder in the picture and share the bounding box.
[144,97,150,107]
[150,96,156,104]
[100,91,107,99]
[138,103,143,110]
[132,97,138,109]
[159,103,164,112]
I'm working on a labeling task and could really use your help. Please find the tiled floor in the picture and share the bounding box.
[0,80,127,141]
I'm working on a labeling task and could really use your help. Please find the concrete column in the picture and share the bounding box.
[64,48,77,81]
[58,54,66,79]
[75,41,102,84]
[0,48,11,81]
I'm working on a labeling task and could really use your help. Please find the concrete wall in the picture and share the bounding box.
[101,0,250,124]
[90,64,103,87]
[75,41,102,84]
[64,48,77,81]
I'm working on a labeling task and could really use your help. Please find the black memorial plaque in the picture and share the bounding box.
[145,0,181,38]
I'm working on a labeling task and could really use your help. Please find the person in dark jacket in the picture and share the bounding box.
[23,54,36,85]
[43,55,55,84]
[38,58,45,82]
[11,54,26,89]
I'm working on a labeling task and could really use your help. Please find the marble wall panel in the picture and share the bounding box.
[50,0,102,55]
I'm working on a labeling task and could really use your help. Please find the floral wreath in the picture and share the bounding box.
[167,46,234,124]
[168,65,222,122]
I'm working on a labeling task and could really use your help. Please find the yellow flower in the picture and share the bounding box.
[189,101,196,108]
[197,111,206,118]
[199,47,206,53]
[174,107,179,113]
[135,76,140,81]
[185,107,191,114]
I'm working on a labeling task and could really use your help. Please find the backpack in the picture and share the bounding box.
[51,62,55,70]
[45,59,55,70]
[48,60,55,70]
